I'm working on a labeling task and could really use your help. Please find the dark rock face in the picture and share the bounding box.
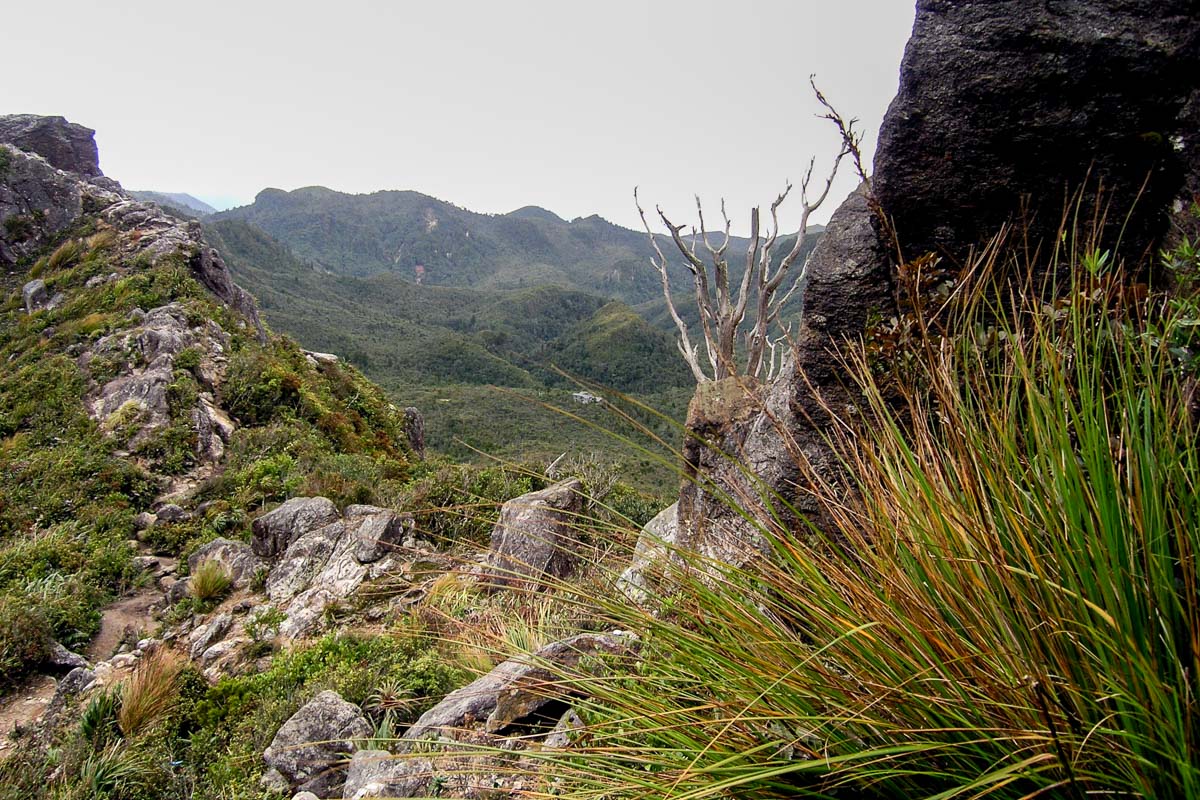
[251,496,340,559]
[0,146,91,265]
[0,115,102,177]
[648,1,1200,575]
[403,406,425,457]
[875,0,1200,267]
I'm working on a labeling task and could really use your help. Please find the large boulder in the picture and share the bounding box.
[481,479,585,591]
[875,0,1200,269]
[252,497,340,559]
[263,503,412,639]
[0,114,101,177]
[188,538,261,588]
[655,0,1200,575]
[262,690,372,796]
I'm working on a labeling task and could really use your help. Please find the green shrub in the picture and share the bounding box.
[0,593,52,686]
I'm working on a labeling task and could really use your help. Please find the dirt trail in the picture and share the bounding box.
[0,553,175,746]
[0,675,56,750]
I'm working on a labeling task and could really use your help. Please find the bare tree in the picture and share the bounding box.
[636,82,863,384]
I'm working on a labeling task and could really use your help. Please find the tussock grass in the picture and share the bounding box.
[118,648,184,737]
[188,558,232,606]
[523,234,1200,798]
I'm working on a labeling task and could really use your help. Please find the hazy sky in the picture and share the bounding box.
[3,1,915,232]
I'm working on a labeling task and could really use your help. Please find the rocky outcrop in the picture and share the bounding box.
[649,1,1200,577]
[0,146,92,266]
[875,0,1200,269]
[262,690,372,797]
[100,200,264,338]
[82,303,235,463]
[254,499,422,639]
[481,479,584,591]
[252,496,340,559]
[0,115,101,177]
[617,502,678,601]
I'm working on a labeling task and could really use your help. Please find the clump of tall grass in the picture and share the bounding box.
[188,558,232,606]
[536,235,1200,798]
[118,648,184,737]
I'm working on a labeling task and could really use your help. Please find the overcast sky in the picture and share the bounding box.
[2,1,915,233]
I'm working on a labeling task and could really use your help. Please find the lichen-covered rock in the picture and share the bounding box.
[187,537,262,589]
[262,690,372,796]
[0,114,101,177]
[404,631,635,741]
[342,751,432,799]
[265,504,408,639]
[252,496,340,559]
[349,505,412,564]
[481,479,584,591]
[22,279,48,313]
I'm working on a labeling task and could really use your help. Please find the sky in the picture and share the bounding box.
[2,1,916,233]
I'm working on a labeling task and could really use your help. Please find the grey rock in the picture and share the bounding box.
[0,115,101,176]
[252,496,340,559]
[155,503,189,523]
[262,690,372,796]
[39,667,96,733]
[292,793,321,800]
[617,502,678,602]
[342,751,433,799]
[22,279,47,313]
[0,145,89,265]
[404,631,635,741]
[543,708,584,749]
[47,641,89,670]
[277,587,337,640]
[133,511,157,530]
[188,537,262,589]
[260,768,290,794]
[481,479,584,591]
[403,406,425,457]
[188,612,233,660]
[349,506,411,564]
[166,578,190,605]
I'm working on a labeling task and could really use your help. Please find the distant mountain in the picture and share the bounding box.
[215,186,777,306]
[204,218,695,394]
[130,190,217,217]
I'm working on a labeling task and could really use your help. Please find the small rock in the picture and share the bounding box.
[260,768,290,794]
[47,641,89,670]
[292,793,320,800]
[189,612,233,660]
[155,503,189,523]
[133,511,157,530]
[481,478,585,592]
[544,708,584,748]
[22,279,48,313]
[109,653,137,670]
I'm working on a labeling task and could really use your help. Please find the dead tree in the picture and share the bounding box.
[637,82,862,383]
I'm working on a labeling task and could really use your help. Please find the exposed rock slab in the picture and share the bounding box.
[404,631,634,741]
[343,752,432,800]
[252,496,340,559]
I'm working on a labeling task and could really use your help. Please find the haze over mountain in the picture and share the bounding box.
[129,191,216,217]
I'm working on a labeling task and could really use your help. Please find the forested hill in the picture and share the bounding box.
[214,185,786,305]
[204,217,694,394]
